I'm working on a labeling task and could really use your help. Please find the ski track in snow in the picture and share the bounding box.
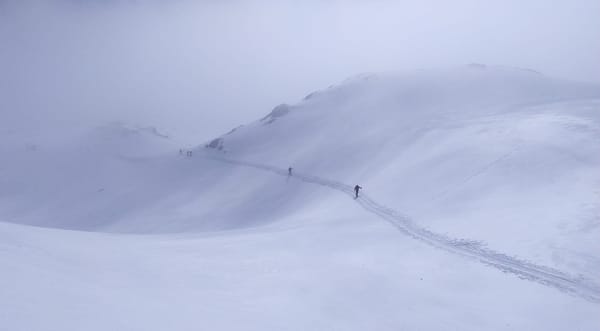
[206,155,600,303]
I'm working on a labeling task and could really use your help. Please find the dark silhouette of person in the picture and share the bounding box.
[288,167,293,176]
[354,185,362,198]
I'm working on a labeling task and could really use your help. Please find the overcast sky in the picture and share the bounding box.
[2,0,599,143]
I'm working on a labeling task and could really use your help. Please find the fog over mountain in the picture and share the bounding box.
[2,65,600,330]
[2,0,599,142]
[1,2,600,330]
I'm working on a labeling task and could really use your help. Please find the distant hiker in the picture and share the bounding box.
[187,151,193,157]
[354,185,362,198]
[288,167,293,176]
[179,149,184,155]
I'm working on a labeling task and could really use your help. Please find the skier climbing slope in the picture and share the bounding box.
[354,185,362,198]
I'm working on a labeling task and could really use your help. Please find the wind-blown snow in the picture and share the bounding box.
[1,66,599,330]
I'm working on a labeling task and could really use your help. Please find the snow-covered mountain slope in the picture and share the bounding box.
[1,65,600,330]
[2,217,598,331]
[202,65,600,278]
[0,122,179,230]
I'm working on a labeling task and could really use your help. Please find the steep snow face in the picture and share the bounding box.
[202,66,600,277]
[206,66,599,165]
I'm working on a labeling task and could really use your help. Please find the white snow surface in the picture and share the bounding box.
[1,66,600,330]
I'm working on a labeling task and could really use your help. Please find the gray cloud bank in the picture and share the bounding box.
[2,0,599,142]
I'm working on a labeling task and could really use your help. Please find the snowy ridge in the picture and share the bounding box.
[206,154,600,303]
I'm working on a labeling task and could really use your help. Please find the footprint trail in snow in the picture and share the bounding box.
[206,155,600,303]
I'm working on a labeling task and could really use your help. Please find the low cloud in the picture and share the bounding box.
[2,0,599,142]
